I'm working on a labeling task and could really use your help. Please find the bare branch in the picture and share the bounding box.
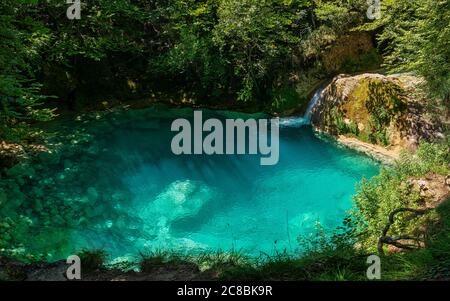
[378,207,432,255]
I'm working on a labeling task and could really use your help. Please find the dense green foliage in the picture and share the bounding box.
[0,0,56,141]
[358,0,450,102]
[1,0,448,140]
[77,249,108,272]
[353,143,450,251]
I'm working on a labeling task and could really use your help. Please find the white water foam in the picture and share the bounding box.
[279,87,324,128]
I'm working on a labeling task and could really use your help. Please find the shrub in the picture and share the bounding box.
[352,142,450,251]
[77,249,107,273]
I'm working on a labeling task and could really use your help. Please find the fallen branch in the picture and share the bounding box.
[378,207,432,255]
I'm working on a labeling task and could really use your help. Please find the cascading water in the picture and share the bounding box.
[279,87,324,128]
[303,86,324,124]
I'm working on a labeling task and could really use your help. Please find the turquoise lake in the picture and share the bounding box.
[21,107,380,259]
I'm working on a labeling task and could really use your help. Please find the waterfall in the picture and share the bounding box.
[279,86,324,128]
[302,87,324,124]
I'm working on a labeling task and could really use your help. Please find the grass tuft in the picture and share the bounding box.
[77,249,107,273]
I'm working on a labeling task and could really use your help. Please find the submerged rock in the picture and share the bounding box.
[6,163,35,179]
[5,182,25,209]
[140,180,215,224]
[37,150,61,166]
[63,159,73,169]
[111,191,127,203]
[87,145,100,155]
[93,203,106,216]
[85,206,96,218]
[87,187,99,202]
[0,189,7,208]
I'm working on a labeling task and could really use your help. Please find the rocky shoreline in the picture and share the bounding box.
[0,257,213,281]
[336,135,399,165]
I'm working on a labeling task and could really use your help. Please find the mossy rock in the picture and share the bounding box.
[311,73,410,147]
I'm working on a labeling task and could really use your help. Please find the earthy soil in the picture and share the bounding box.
[0,258,218,281]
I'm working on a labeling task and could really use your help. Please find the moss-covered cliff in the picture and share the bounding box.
[310,73,447,157]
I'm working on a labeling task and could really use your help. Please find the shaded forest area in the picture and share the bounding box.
[1,0,449,143]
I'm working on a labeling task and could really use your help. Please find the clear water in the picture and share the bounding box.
[23,107,380,259]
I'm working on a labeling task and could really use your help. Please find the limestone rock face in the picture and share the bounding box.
[320,32,377,74]
[310,73,447,154]
[406,173,450,208]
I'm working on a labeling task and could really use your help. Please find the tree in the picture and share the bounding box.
[417,0,450,102]
[358,0,450,102]
[0,0,55,142]
[213,0,309,102]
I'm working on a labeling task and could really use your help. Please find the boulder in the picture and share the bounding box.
[87,145,100,155]
[310,73,444,153]
[5,182,25,208]
[63,159,73,169]
[85,206,98,218]
[87,187,99,202]
[38,150,61,165]
[6,163,35,179]
[0,189,7,208]
[111,191,128,203]
[93,203,106,216]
